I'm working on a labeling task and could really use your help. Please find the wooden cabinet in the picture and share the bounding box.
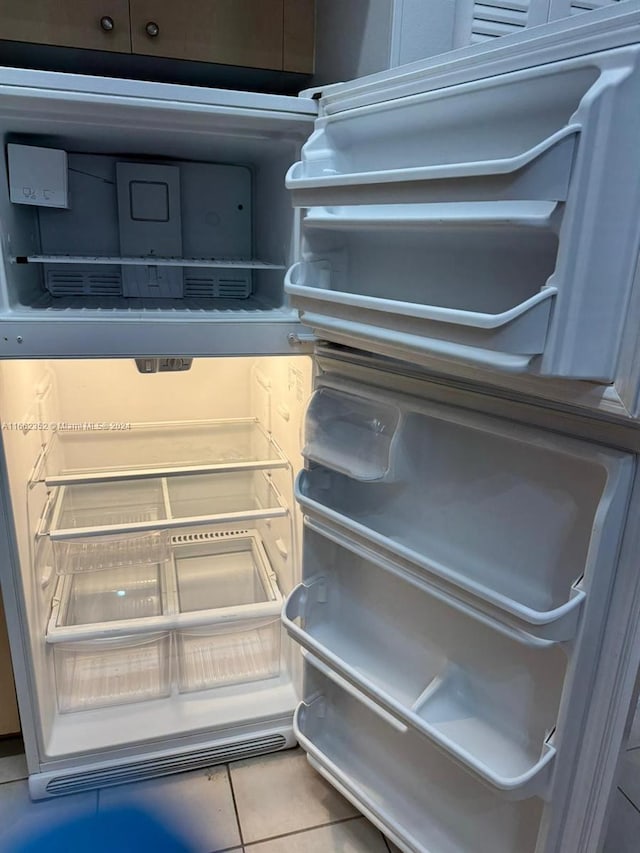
[0,593,19,736]
[0,0,314,74]
[284,0,315,73]
[130,0,284,70]
[0,0,131,53]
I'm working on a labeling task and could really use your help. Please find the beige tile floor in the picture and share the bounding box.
[603,699,640,853]
[0,743,395,852]
[1,718,638,853]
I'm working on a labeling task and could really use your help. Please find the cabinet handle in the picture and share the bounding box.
[100,15,115,31]
[145,21,160,37]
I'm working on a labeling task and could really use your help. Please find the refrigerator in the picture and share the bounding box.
[1,3,640,853]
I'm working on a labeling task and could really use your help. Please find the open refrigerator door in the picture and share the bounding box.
[283,345,640,853]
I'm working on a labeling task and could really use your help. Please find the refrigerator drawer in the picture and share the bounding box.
[296,380,633,640]
[176,618,281,693]
[285,524,562,796]
[55,564,165,627]
[287,47,640,382]
[53,632,171,714]
[52,531,171,576]
[295,659,544,853]
[47,528,283,642]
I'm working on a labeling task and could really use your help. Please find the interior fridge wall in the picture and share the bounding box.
[0,354,312,792]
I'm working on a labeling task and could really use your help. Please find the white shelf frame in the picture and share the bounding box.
[16,255,287,270]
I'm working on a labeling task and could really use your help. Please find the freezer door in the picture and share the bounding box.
[284,350,640,853]
[285,4,640,393]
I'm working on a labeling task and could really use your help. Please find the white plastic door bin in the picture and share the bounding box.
[296,381,633,639]
[295,659,544,853]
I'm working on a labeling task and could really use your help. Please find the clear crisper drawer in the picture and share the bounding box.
[52,480,166,532]
[42,420,286,483]
[303,387,401,481]
[53,531,170,575]
[174,534,279,613]
[176,619,281,693]
[53,632,171,714]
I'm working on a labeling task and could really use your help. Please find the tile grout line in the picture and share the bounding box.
[618,786,640,816]
[242,814,364,848]
[0,775,29,787]
[225,763,245,849]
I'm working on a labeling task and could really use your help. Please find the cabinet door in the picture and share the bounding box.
[130,0,285,70]
[283,0,314,73]
[0,0,131,52]
[0,594,19,735]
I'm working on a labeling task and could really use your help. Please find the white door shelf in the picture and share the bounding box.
[302,201,560,230]
[284,525,564,796]
[40,420,287,486]
[286,128,578,206]
[296,380,633,640]
[46,469,287,539]
[287,46,640,381]
[295,660,545,853]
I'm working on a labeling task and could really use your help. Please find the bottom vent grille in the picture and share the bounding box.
[45,734,287,796]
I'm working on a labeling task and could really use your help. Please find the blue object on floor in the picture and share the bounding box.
[8,806,196,852]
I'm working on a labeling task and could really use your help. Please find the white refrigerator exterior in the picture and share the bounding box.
[0,4,639,853]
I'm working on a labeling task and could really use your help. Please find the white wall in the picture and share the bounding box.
[313,0,394,85]
[312,0,458,87]
[49,358,253,424]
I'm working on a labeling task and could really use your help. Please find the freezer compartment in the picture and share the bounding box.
[2,144,296,316]
[176,618,281,693]
[284,525,564,795]
[303,387,401,481]
[297,383,632,639]
[287,213,558,363]
[48,470,287,538]
[53,632,171,714]
[52,531,170,575]
[295,660,544,853]
[42,420,287,484]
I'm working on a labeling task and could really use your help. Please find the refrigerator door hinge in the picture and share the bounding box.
[288,332,316,346]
